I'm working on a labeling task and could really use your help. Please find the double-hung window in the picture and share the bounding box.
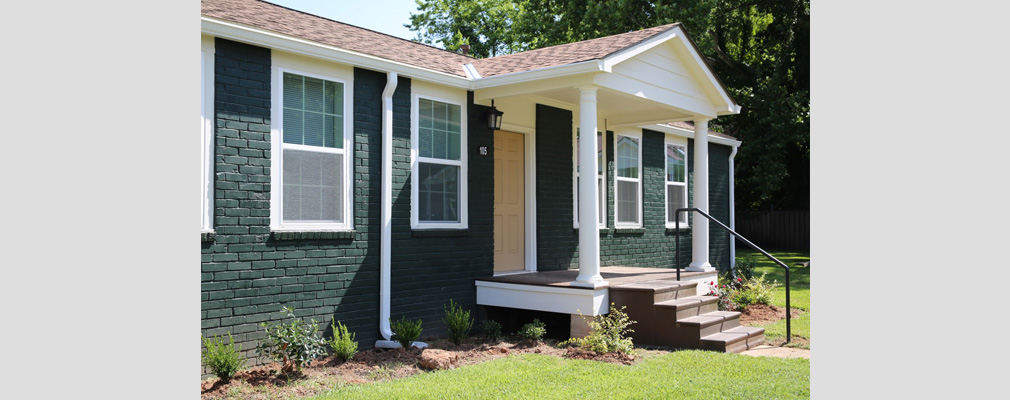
[272,69,353,230]
[614,132,642,227]
[574,129,605,228]
[412,95,467,229]
[665,138,689,227]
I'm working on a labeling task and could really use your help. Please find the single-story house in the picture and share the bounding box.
[201,0,757,367]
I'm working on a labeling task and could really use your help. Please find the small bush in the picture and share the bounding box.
[518,318,546,341]
[481,319,503,342]
[256,306,327,374]
[442,299,473,345]
[562,304,636,354]
[390,316,423,349]
[201,333,246,382]
[732,272,778,308]
[328,320,358,361]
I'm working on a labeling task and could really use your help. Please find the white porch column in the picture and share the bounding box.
[687,118,715,272]
[573,86,607,288]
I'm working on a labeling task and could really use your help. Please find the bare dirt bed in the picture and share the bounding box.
[200,338,643,400]
[739,303,801,326]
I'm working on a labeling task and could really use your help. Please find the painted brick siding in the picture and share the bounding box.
[202,40,495,374]
[386,81,496,336]
[203,39,388,370]
[534,104,578,271]
[534,104,733,272]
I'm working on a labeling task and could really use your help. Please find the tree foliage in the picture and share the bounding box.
[407,0,809,211]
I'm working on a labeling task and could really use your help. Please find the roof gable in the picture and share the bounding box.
[468,24,679,78]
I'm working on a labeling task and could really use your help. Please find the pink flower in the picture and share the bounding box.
[737,278,742,282]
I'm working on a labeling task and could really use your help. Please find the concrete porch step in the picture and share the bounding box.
[699,326,765,353]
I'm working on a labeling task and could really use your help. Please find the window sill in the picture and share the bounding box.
[271,230,355,240]
[201,231,216,242]
[665,224,691,232]
[412,229,470,238]
[613,227,646,235]
[573,227,611,236]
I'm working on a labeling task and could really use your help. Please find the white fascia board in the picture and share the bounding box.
[642,123,741,148]
[475,280,609,316]
[201,17,471,89]
[472,60,603,89]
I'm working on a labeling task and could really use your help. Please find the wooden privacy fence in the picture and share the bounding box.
[734,210,809,251]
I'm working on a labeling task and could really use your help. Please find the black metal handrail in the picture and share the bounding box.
[675,207,792,343]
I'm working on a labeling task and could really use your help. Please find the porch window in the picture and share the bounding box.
[412,96,468,229]
[574,129,605,228]
[665,141,689,227]
[272,70,353,230]
[615,133,642,227]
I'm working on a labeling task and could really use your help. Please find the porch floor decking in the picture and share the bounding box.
[475,267,714,289]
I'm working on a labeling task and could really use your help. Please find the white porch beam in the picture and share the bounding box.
[688,118,715,272]
[573,86,607,288]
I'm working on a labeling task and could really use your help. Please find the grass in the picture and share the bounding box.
[308,351,809,399]
[735,249,810,347]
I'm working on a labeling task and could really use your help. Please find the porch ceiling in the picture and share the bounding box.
[532,86,695,126]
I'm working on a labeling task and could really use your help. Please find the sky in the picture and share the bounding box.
[268,0,420,41]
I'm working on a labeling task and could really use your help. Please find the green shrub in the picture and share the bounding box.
[732,272,778,308]
[518,318,546,342]
[733,254,758,281]
[442,299,473,345]
[328,320,358,362]
[256,306,327,374]
[390,316,423,349]
[201,333,246,382]
[481,319,503,342]
[562,304,636,354]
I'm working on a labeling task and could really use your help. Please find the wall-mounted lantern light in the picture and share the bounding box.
[487,99,504,131]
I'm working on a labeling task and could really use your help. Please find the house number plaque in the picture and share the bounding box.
[478,146,488,156]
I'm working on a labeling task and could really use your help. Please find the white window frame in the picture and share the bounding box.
[572,129,606,229]
[614,130,643,228]
[410,92,468,230]
[269,66,354,232]
[201,38,214,233]
[665,135,690,228]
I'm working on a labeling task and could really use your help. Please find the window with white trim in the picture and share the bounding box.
[574,129,605,228]
[665,139,689,227]
[615,132,642,227]
[201,42,214,232]
[272,70,353,230]
[412,96,468,229]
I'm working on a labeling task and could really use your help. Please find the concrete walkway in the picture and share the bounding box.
[740,345,810,359]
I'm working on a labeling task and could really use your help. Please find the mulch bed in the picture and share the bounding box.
[739,303,801,326]
[200,338,641,399]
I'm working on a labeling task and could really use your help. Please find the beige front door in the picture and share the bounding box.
[494,130,525,273]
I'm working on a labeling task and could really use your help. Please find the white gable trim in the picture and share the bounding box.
[601,26,738,115]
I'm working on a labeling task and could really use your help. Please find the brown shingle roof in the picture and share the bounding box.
[470,24,680,77]
[201,0,474,77]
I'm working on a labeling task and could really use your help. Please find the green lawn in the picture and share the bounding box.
[309,351,809,399]
[735,249,810,347]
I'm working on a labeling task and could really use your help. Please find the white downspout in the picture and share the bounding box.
[729,144,738,269]
[375,72,426,349]
[376,72,397,346]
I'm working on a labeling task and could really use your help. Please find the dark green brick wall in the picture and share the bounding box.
[533,104,733,272]
[203,39,494,371]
